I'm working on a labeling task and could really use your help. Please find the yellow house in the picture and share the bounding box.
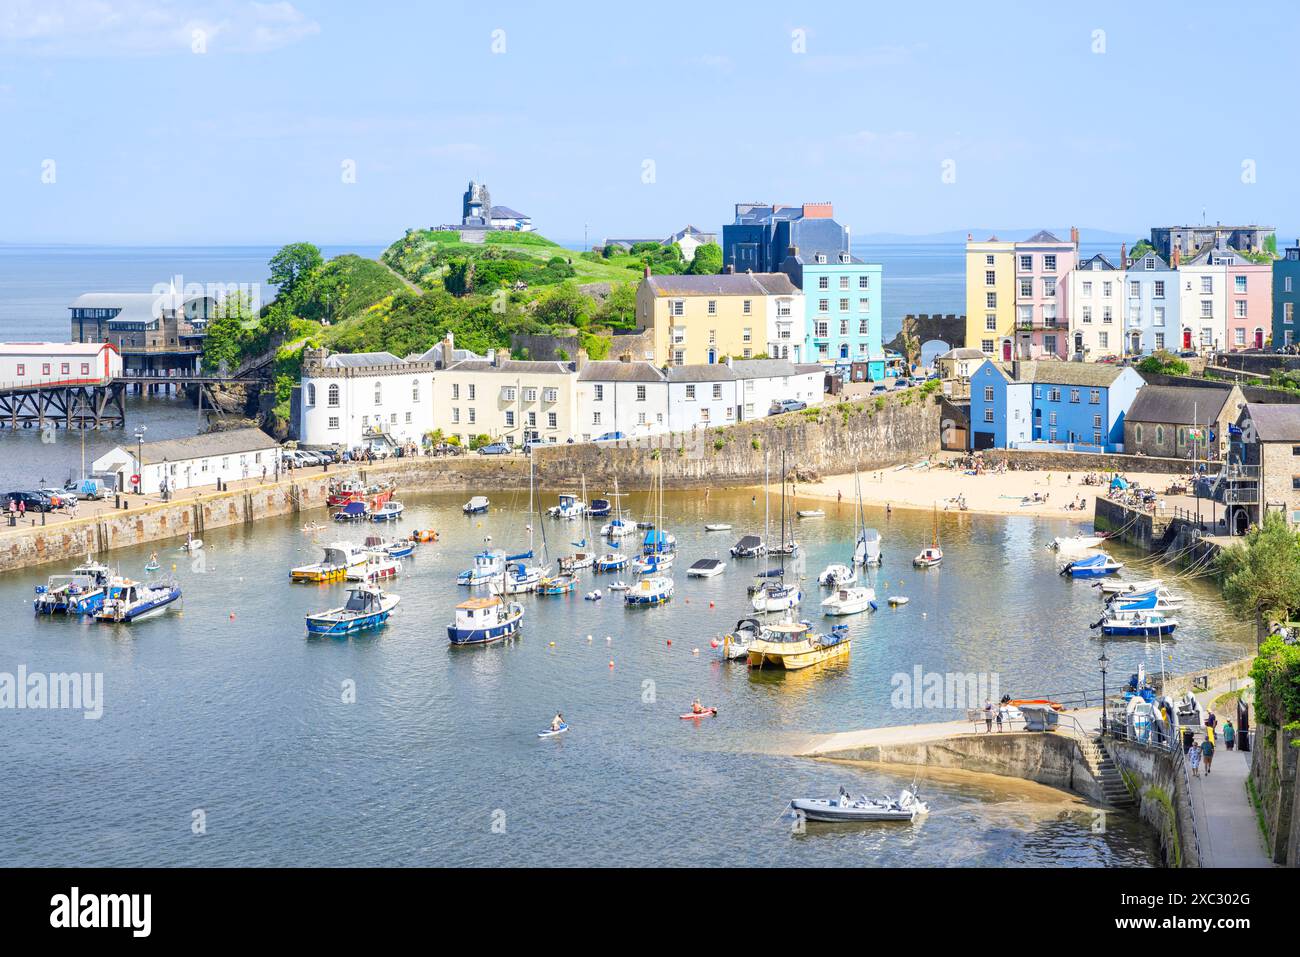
[965,236,1016,360]
[635,270,801,366]
[431,350,580,447]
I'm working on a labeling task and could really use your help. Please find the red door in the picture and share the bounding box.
[1255,328,1264,349]
[1182,328,1192,350]
[1001,340,1012,361]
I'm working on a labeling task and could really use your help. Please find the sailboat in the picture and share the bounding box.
[752,451,801,614]
[769,465,799,556]
[559,475,597,573]
[852,470,882,566]
[913,505,943,568]
[625,458,673,606]
[502,457,549,594]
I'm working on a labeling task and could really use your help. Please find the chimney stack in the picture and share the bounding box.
[1172,247,1181,268]
[967,232,973,242]
[1070,226,1080,247]
[643,264,651,279]
[1120,242,1127,267]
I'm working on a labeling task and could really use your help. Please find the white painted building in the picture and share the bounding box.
[1067,254,1125,360]
[299,349,435,450]
[1178,246,1234,354]
[0,342,122,388]
[730,359,824,420]
[576,361,669,440]
[92,427,279,494]
[431,351,579,447]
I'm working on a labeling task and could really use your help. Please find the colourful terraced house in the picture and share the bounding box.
[779,248,884,375]
[1275,239,1300,349]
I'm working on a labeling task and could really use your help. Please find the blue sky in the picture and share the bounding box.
[1,0,1297,246]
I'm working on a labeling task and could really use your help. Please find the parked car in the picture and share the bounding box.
[594,432,627,442]
[769,399,807,415]
[869,383,890,396]
[891,377,911,389]
[477,442,512,456]
[431,442,465,457]
[4,491,52,513]
[66,478,108,499]
[42,488,76,507]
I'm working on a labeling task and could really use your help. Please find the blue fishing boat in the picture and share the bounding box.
[458,548,507,586]
[1096,610,1178,637]
[333,500,369,522]
[624,575,674,606]
[447,594,524,645]
[95,578,183,623]
[595,550,628,573]
[1059,552,1123,578]
[305,585,400,636]
[538,574,577,595]
[370,500,405,522]
[587,498,611,517]
[34,559,113,615]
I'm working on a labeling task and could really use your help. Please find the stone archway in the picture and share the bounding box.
[920,339,950,368]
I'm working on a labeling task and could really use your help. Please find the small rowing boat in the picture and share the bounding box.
[704,523,731,532]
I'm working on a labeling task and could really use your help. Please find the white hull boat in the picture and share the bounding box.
[821,586,876,616]
[1097,577,1163,596]
[789,788,928,823]
[721,617,761,661]
[855,528,882,566]
[1053,534,1106,552]
[752,580,802,613]
[818,563,857,587]
[704,523,732,532]
[687,558,726,578]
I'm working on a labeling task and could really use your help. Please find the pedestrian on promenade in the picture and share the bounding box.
[1205,709,1217,732]
[1201,736,1215,775]
[1188,740,1202,776]
[984,700,993,733]
[995,706,1004,732]
[7,499,15,525]
[18,499,25,519]
[1224,721,1235,751]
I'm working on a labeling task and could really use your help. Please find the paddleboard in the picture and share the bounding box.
[537,723,569,738]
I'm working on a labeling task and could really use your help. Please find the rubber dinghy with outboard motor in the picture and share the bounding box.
[789,787,928,823]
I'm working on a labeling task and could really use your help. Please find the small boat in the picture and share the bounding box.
[602,517,634,539]
[587,498,612,517]
[679,707,717,719]
[609,580,630,591]
[821,586,877,616]
[1094,610,1179,637]
[462,496,490,515]
[181,536,203,551]
[305,585,399,636]
[855,528,882,567]
[370,501,405,522]
[537,723,569,738]
[751,578,802,614]
[447,594,524,645]
[501,561,544,595]
[34,559,114,616]
[327,478,395,509]
[333,501,369,522]
[1097,577,1163,596]
[887,595,909,606]
[631,552,674,575]
[721,618,761,660]
[797,509,825,519]
[769,541,800,557]
[412,529,439,543]
[1060,552,1123,578]
[1108,588,1183,612]
[730,535,765,558]
[347,554,401,583]
[559,551,595,573]
[818,563,857,587]
[457,548,507,586]
[704,523,732,532]
[383,539,416,559]
[636,521,655,530]
[747,620,850,670]
[687,558,726,578]
[913,505,942,567]
[292,542,368,583]
[546,494,585,520]
[538,574,577,595]
[584,590,603,601]
[789,787,928,823]
[144,559,160,573]
[1053,533,1107,552]
[96,578,182,623]
[595,551,629,573]
[624,576,674,606]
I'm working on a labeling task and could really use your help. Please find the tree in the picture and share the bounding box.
[594,282,637,328]
[531,281,592,328]
[687,242,723,275]
[444,258,476,297]
[1216,512,1300,643]
[267,242,323,301]
[1136,351,1189,376]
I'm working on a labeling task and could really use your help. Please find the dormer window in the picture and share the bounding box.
[1144,256,1155,270]
[815,253,826,264]
[839,252,850,264]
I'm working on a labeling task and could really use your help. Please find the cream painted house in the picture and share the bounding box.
[635,270,801,366]
[431,350,580,446]
[964,236,1016,359]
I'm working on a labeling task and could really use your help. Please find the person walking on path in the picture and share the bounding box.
[984,700,993,733]
[995,706,1005,732]
[1224,720,1235,751]
[1205,710,1217,733]
[1188,739,1202,776]
[1200,736,1215,775]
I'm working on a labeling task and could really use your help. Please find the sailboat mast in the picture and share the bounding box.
[779,449,787,572]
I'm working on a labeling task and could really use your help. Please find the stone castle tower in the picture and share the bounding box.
[462,180,492,225]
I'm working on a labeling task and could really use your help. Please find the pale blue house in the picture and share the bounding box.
[969,359,1145,453]
[1124,248,1179,356]
[779,248,885,377]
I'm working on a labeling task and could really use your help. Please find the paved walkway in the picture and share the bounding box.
[799,706,1102,756]
[1186,680,1274,868]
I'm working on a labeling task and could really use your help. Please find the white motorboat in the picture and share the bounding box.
[704,523,732,532]
[730,535,765,558]
[602,517,634,538]
[608,580,630,591]
[1097,577,1163,596]
[1107,588,1184,612]
[95,578,183,623]
[797,509,825,519]
[818,563,857,587]
[462,496,489,515]
[1052,533,1106,552]
[821,586,876,616]
[751,578,802,613]
[595,551,629,573]
[720,617,761,660]
[546,493,585,520]
[457,548,507,586]
[687,558,726,578]
[887,595,909,606]
[501,561,545,595]
[789,787,928,823]
[347,553,401,583]
[913,546,942,568]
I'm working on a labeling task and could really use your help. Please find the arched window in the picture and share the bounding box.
[1156,425,1165,446]
[1134,424,1143,444]
[328,383,340,407]
[307,383,316,406]
[412,378,420,403]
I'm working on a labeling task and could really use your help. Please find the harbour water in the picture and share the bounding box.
[1,488,1253,866]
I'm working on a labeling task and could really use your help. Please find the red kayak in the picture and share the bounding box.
[679,708,718,720]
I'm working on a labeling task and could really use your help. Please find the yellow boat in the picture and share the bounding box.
[747,620,851,671]
[291,542,369,583]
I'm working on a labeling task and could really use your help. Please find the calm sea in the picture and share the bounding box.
[2,488,1245,866]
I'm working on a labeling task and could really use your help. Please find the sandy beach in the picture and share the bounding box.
[786,453,1185,521]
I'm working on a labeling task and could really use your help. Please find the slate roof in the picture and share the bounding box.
[445,358,572,375]
[939,348,987,361]
[728,359,803,378]
[323,351,404,368]
[489,205,529,219]
[1125,385,1234,425]
[989,360,1132,388]
[644,273,798,297]
[666,365,739,382]
[577,361,665,383]
[1022,229,1065,244]
[1241,403,1300,441]
[1078,253,1119,271]
[131,427,278,465]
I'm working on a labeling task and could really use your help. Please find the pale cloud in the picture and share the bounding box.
[692,54,733,73]
[798,44,925,74]
[0,0,320,55]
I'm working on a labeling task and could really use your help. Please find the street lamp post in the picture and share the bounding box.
[1098,649,1110,735]
[134,426,147,495]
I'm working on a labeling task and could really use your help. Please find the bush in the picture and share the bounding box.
[1250,634,1300,726]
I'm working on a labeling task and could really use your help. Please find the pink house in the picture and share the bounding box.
[1014,228,1078,359]
[1225,259,1272,350]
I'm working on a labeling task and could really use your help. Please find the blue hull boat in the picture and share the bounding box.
[447,595,525,645]
[305,587,399,636]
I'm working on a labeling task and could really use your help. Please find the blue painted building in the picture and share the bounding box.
[779,248,884,373]
[1274,239,1300,349]
[722,202,847,274]
[968,359,1145,453]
